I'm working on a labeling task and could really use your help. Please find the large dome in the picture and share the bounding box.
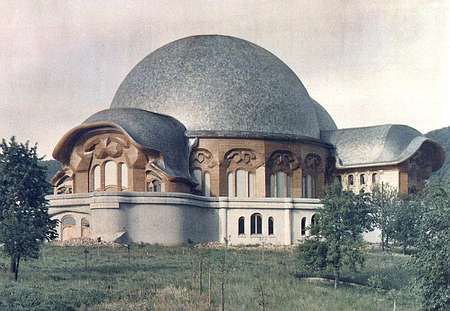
[111,35,335,140]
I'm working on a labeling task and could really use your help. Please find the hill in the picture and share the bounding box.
[426,126,450,181]
[40,159,61,183]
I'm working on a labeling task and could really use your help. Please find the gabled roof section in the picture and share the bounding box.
[321,124,445,170]
[53,108,191,181]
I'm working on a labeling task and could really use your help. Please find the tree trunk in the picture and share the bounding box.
[9,256,16,274]
[14,255,20,281]
[334,269,339,289]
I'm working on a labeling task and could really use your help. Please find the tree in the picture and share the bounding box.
[0,137,58,280]
[298,182,374,288]
[389,197,420,254]
[371,182,399,251]
[412,181,450,311]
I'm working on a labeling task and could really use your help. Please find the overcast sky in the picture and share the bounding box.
[1,0,449,159]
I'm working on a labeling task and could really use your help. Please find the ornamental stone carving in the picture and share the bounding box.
[223,148,263,170]
[304,153,322,172]
[190,148,217,169]
[268,150,300,173]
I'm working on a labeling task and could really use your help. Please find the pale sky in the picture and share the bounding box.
[1,0,449,159]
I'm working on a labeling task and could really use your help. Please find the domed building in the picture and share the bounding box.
[48,35,444,245]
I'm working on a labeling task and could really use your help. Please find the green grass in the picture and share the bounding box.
[0,244,419,310]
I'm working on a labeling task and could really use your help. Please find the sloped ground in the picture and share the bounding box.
[0,244,418,311]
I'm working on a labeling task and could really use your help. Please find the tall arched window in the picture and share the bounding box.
[302,174,316,198]
[120,163,128,190]
[301,217,307,236]
[250,213,262,235]
[104,161,117,190]
[61,215,76,241]
[268,217,274,235]
[151,180,161,192]
[192,168,202,192]
[204,172,211,197]
[227,172,234,197]
[236,169,247,197]
[270,171,292,197]
[92,165,101,191]
[81,218,90,238]
[238,217,245,235]
[248,172,255,197]
[311,214,317,232]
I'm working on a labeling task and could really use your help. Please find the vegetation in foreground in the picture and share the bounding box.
[0,244,418,311]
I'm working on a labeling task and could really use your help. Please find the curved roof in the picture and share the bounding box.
[322,124,445,170]
[312,99,337,131]
[53,108,191,180]
[111,35,335,139]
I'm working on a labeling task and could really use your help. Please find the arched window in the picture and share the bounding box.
[192,168,202,192]
[360,174,365,186]
[104,161,117,190]
[151,180,161,192]
[250,213,262,235]
[204,172,211,197]
[372,173,379,184]
[301,217,307,236]
[311,214,317,231]
[227,172,235,197]
[238,217,245,235]
[92,165,101,191]
[268,217,274,235]
[120,163,128,190]
[348,175,354,186]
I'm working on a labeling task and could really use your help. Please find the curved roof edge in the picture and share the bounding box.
[53,108,192,181]
[322,124,445,170]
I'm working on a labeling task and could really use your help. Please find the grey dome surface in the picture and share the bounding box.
[322,124,445,169]
[111,35,330,139]
[54,108,191,180]
[312,99,337,131]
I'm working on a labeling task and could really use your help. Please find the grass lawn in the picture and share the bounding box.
[0,244,419,311]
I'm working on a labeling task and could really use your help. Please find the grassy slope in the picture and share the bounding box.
[0,245,418,311]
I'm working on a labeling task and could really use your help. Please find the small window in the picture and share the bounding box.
[152,180,161,192]
[301,217,307,236]
[372,173,379,184]
[348,175,354,186]
[311,214,317,227]
[360,174,365,185]
[268,217,274,235]
[251,213,262,235]
[238,217,245,235]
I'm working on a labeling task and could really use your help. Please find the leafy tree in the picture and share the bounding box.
[0,137,58,280]
[389,197,420,254]
[371,182,399,251]
[412,181,450,311]
[298,182,374,288]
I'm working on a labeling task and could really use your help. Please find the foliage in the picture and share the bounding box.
[426,126,450,182]
[389,197,421,253]
[298,182,375,288]
[412,181,450,311]
[370,183,399,251]
[0,137,58,280]
[0,245,419,310]
[39,159,61,185]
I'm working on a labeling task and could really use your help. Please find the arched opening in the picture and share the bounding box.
[301,217,307,236]
[61,215,76,241]
[236,169,247,197]
[268,217,274,235]
[104,161,117,190]
[81,218,90,238]
[238,217,245,235]
[148,180,161,192]
[360,174,366,187]
[270,171,292,197]
[250,213,262,235]
[311,214,317,233]
[302,174,316,198]
[227,172,234,197]
[348,175,354,187]
[92,165,101,191]
[372,173,379,184]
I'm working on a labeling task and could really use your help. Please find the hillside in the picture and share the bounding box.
[40,159,61,183]
[426,126,450,181]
